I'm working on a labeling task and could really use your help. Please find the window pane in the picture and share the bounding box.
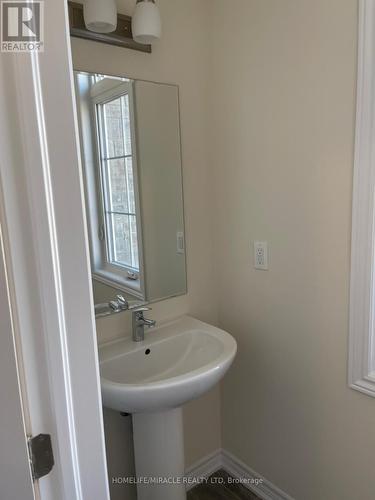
[107,158,129,213]
[109,214,139,270]
[102,94,132,158]
[103,98,124,158]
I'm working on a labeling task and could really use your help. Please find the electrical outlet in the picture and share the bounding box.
[254,241,268,270]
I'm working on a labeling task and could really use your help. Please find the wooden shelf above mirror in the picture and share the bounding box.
[68,1,152,53]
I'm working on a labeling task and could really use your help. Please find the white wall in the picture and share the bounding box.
[211,1,375,499]
[71,1,221,498]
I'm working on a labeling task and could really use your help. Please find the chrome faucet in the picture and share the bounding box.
[132,307,156,342]
[95,295,129,318]
[109,294,129,313]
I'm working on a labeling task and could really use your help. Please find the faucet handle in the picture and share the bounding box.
[131,306,152,313]
[132,307,156,329]
[109,300,121,312]
[116,295,129,310]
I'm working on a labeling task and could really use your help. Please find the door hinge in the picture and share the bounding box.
[27,434,54,481]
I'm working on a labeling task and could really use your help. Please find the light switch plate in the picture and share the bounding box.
[177,232,185,254]
[254,241,268,270]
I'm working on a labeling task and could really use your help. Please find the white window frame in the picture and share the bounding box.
[95,93,139,271]
[349,0,375,397]
[88,80,145,299]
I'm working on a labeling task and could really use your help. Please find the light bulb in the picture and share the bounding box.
[83,0,117,34]
[132,0,161,45]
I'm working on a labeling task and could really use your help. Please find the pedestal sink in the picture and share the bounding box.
[99,315,237,500]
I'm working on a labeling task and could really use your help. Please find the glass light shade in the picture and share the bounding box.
[83,0,117,33]
[132,0,161,45]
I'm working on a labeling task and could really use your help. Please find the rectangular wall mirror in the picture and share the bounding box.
[74,71,187,314]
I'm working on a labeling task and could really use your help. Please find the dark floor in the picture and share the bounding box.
[187,469,261,500]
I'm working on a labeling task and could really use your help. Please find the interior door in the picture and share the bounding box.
[0,225,36,500]
[0,0,111,498]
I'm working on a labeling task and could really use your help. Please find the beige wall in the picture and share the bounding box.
[71,1,221,495]
[72,1,375,499]
[133,80,187,301]
[211,1,375,499]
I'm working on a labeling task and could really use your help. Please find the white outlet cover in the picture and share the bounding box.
[254,241,268,270]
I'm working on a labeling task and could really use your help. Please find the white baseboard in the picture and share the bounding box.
[185,448,294,500]
[222,449,294,500]
[185,448,222,491]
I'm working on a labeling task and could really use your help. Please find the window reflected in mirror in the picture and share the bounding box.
[74,71,187,312]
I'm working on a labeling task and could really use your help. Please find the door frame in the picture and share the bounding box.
[0,187,36,500]
[0,1,110,499]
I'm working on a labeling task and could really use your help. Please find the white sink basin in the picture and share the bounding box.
[99,316,237,500]
[99,315,237,413]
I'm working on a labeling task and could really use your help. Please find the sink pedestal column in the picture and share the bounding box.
[132,408,186,500]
